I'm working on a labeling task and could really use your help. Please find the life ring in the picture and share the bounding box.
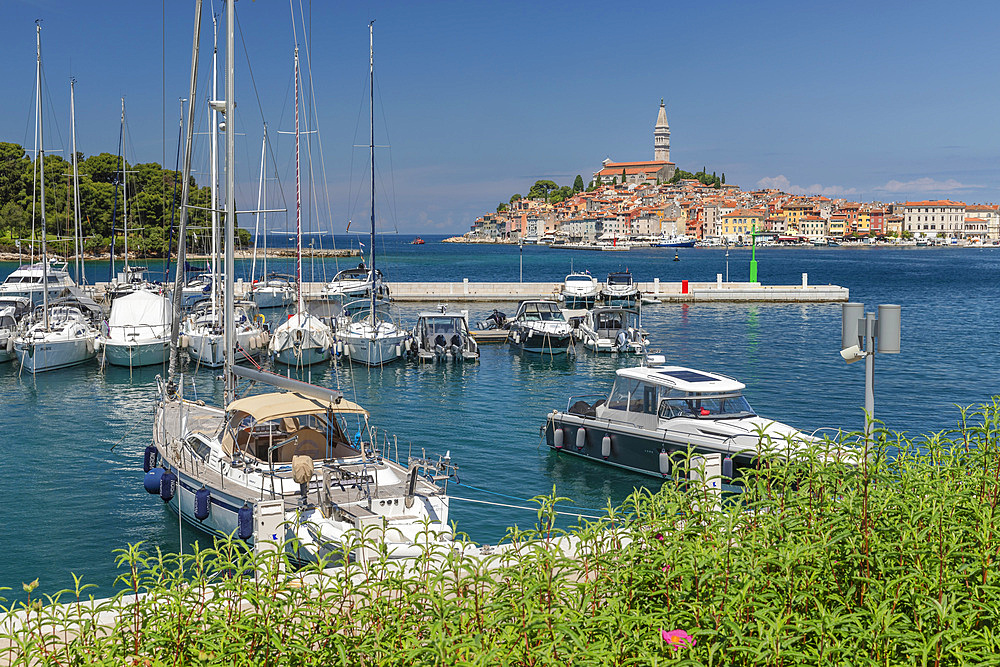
[256,313,266,325]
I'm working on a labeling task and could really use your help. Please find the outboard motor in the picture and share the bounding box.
[615,329,628,352]
[434,333,447,359]
[450,333,463,360]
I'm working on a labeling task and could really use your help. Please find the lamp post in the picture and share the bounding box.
[840,303,901,439]
[749,221,758,282]
[724,238,730,283]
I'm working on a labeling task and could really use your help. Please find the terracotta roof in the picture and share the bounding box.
[902,200,966,207]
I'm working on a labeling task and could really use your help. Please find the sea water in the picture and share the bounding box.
[1,238,998,603]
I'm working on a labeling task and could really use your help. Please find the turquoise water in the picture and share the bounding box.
[2,238,999,603]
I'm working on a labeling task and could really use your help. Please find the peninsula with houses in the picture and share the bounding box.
[456,101,997,247]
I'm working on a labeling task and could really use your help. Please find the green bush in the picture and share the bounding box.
[5,401,1000,665]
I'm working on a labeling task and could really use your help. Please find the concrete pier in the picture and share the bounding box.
[90,277,848,305]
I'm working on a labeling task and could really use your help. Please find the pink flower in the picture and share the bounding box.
[660,628,696,650]
[661,564,671,572]
[655,533,664,541]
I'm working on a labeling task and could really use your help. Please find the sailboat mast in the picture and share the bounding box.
[295,47,303,314]
[224,0,236,404]
[168,0,203,380]
[70,79,83,285]
[36,22,49,329]
[251,125,266,284]
[210,13,220,320]
[120,98,129,277]
[369,20,375,318]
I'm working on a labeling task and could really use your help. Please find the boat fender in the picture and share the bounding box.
[86,338,94,354]
[513,332,520,345]
[344,344,351,358]
[180,335,190,349]
[93,338,101,352]
[194,487,211,521]
[159,469,177,502]
[336,341,344,355]
[5,337,12,354]
[553,427,564,449]
[601,435,612,460]
[143,444,159,472]
[722,456,734,480]
[237,503,253,541]
[143,467,164,494]
[576,427,587,450]
[394,344,402,358]
[248,336,257,351]
[658,450,671,477]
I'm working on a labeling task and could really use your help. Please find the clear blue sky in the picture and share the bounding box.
[5,0,1000,233]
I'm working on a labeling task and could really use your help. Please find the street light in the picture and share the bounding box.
[840,303,901,439]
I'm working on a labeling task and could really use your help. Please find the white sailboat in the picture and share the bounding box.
[249,124,294,309]
[13,24,100,374]
[99,289,172,367]
[151,3,453,562]
[182,16,264,368]
[269,47,332,367]
[336,23,409,366]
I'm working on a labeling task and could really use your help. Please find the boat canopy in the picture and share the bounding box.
[108,290,171,328]
[226,391,368,423]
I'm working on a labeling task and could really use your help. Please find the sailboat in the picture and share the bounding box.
[249,124,295,309]
[335,23,410,366]
[268,47,333,367]
[151,2,453,561]
[13,24,101,374]
[181,14,264,369]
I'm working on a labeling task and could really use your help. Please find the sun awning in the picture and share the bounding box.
[226,391,368,422]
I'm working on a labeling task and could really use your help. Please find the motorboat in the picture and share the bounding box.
[575,306,647,354]
[559,272,599,309]
[0,296,32,363]
[320,264,388,302]
[507,300,575,355]
[651,234,695,248]
[411,237,425,245]
[543,356,815,482]
[182,299,267,368]
[13,296,102,373]
[0,258,75,306]
[409,307,479,362]
[250,274,295,309]
[99,289,172,368]
[601,270,640,306]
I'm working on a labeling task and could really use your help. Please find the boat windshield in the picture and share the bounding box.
[658,392,755,419]
[420,316,461,334]
[607,273,632,286]
[519,302,564,322]
[566,275,592,283]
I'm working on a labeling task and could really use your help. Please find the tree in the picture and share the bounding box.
[573,175,584,193]
[497,203,508,213]
[722,173,726,185]
[527,180,558,201]
[509,193,522,204]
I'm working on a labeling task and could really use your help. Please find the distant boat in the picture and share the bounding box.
[411,237,425,245]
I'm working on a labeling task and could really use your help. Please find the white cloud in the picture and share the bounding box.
[873,177,985,194]
[755,175,858,197]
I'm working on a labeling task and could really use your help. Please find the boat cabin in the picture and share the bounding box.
[415,313,470,347]
[221,391,369,464]
[514,300,566,322]
[606,271,634,288]
[595,365,755,426]
[586,307,640,338]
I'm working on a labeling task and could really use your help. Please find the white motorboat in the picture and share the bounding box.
[0,296,32,363]
[409,307,479,362]
[507,300,575,355]
[14,297,102,373]
[149,11,454,564]
[182,299,266,368]
[0,259,75,306]
[320,264,387,302]
[99,289,172,368]
[651,234,695,248]
[544,356,817,482]
[576,306,648,354]
[601,270,640,306]
[560,271,599,309]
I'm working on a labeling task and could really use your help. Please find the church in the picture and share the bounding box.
[593,100,676,186]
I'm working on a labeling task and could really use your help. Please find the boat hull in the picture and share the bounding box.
[102,339,170,367]
[563,293,597,309]
[510,329,574,355]
[15,337,95,373]
[272,344,331,367]
[187,330,262,368]
[341,333,407,366]
[252,288,294,309]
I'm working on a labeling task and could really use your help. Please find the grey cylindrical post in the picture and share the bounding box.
[842,303,864,349]
[864,311,876,440]
[877,304,901,354]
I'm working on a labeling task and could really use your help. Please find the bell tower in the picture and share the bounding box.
[654,99,670,162]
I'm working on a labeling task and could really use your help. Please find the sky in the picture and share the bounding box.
[4,0,1000,234]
